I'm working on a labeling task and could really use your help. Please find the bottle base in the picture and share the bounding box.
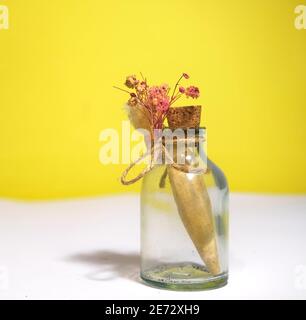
[141,262,228,291]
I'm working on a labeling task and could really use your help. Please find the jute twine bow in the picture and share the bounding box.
[121,135,206,185]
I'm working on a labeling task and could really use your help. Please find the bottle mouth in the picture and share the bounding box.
[151,127,206,147]
[162,126,206,134]
[151,127,206,141]
[163,126,206,129]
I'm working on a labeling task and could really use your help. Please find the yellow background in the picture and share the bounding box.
[0,0,305,200]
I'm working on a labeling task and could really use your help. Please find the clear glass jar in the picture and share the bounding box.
[140,128,229,290]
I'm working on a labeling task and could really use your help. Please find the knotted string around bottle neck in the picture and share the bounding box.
[121,134,206,185]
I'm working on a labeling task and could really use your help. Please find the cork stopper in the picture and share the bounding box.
[167,105,201,130]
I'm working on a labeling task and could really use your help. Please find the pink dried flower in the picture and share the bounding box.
[147,85,170,113]
[160,84,169,92]
[185,86,200,99]
[179,86,185,93]
[147,87,160,100]
[183,73,189,79]
[156,97,170,112]
[125,75,139,89]
[152,97,159,106]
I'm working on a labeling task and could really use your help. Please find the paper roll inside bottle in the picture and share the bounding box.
[167,166,220,275]
[167,105,220,275]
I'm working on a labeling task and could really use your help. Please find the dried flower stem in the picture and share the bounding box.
[170,74,184,103]
[113,86,132,95]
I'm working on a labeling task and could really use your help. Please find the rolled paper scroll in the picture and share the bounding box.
[166,106,220,275]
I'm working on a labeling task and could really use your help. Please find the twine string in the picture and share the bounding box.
[120,136,206,185]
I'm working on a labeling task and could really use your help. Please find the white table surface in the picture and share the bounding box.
[0,193,305,300]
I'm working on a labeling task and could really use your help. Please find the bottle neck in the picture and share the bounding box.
[151,127,206,166]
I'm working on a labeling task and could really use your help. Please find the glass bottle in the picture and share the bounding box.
[140,128,229,290]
